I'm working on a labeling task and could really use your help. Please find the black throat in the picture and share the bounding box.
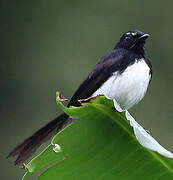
[112,48,146,74]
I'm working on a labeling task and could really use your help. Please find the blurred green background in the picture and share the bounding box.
[1,0,173,179]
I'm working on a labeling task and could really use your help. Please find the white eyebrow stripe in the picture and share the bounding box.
[126,32,131,35]
[131,32,137,36]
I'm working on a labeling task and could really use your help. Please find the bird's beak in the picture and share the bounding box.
[130,33,150,49]
[138,34,150,41]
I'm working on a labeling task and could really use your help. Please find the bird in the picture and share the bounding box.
[8,30,152,165]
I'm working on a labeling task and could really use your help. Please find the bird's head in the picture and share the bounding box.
[115,30,149,54]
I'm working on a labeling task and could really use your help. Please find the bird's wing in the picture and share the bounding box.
[68,50,124,107]
[145,56,152,82]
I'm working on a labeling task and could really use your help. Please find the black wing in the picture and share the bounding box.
[68,49,125,107]
[145,56,152,82]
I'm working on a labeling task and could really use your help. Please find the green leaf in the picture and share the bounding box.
[23,93,173,180]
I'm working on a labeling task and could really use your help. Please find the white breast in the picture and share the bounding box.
[92,59,151,110]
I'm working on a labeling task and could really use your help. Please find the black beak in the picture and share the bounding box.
[138,34,150,41]
[130,33,149,49]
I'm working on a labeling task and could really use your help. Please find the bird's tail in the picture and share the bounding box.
[8,113,69,165]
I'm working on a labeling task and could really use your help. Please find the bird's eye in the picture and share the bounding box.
[125,37,131,42]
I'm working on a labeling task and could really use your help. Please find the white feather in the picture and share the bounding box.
[92,59,151,110]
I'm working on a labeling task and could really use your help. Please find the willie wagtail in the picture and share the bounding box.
[8,30,152,165]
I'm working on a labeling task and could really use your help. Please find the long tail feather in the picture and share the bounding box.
[8,113,69,165]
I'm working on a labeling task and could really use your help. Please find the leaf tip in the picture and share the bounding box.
[56,91,68,102]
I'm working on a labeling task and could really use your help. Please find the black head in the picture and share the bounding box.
[114,30,149,54]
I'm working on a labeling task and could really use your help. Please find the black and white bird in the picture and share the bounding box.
[8,30,152,165]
